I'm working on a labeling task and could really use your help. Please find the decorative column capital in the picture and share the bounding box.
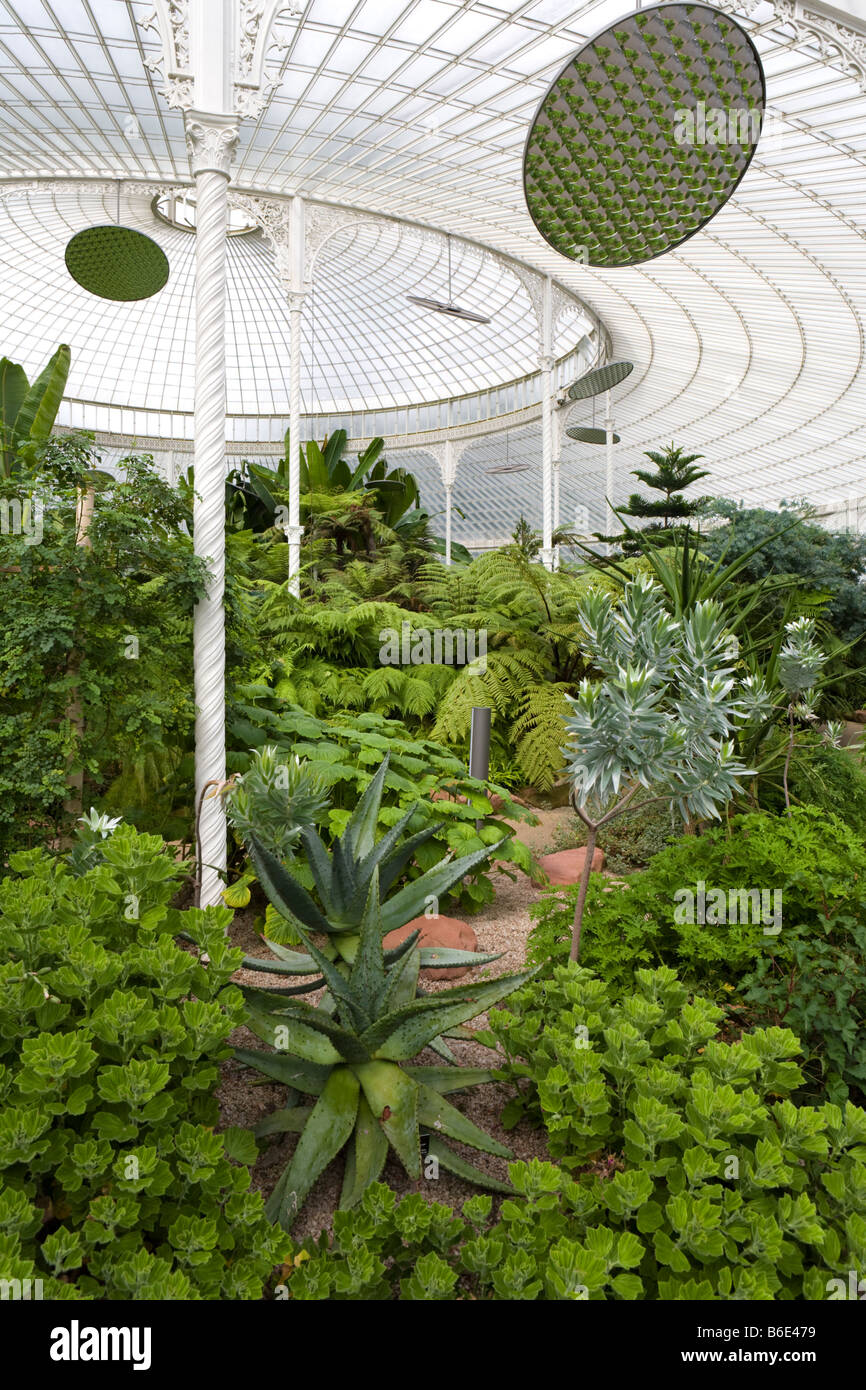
[185,112,241,177]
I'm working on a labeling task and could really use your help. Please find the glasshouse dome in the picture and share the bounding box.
[3,0,866,1325]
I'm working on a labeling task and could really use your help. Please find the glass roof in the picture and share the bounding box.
[0,0,863,517]
[0,183,593,419]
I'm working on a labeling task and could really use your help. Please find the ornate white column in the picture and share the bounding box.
[605,388,616,557]
[287,195,305,597]
[187,114,239,907]
[552,407,564,571]
[540,275,554,572]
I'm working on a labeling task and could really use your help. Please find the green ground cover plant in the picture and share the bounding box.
[282,967,866,1300]
[526,807,866,1102]
[0,824,287,1298]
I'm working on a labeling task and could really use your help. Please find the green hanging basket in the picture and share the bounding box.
[566,425,621,445]
[65,225,170,301]
[523,2,765,267]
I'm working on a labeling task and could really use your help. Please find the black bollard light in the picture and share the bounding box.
[469,707,492,832]
[469,706,491,782]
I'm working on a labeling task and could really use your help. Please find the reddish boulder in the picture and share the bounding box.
[538,847,605,885]
[383,915,478,981]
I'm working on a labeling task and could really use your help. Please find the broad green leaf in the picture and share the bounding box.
[16,345,71,441]
[416,1082,512,1158]
[340,1093,389,1209]
[363,968,537,1060]
[355,1060,420,1179]
[271,1067,359,1228]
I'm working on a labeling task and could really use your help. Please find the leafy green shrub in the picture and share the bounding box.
[476,965,866,1299]
[282,1169,645,1300]
[227,697,541,915]
[764,736,866,834]
[0,440,206,861]
[526,808,866,1099]
[0,826,287,1298]
[700,500,866,709]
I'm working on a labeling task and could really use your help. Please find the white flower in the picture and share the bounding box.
[79,807,123,838]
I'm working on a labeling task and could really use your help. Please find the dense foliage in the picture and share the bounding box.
[286,967,866,1300]
[526,807,866,1102]
[0,826,287,1298]
[0,439,205,861]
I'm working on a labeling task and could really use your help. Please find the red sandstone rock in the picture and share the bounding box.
[538,846,605,885]
[383,915,478,980]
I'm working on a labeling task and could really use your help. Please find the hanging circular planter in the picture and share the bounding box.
[566,425,621,444]
[523,2,765,267]
[65,224,170,301]
[567,360,634,400]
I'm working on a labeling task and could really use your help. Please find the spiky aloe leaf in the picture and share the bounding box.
[270,1066,359,1228]
[249,837,333,934]
[298,824,335,906]
[403,1066,495,1094]
[245,1001,368,1065]
[427,1034,458,1064]
[361,969,537,1061]
[425,1135,513,1195]
[379,838,509,936]
[330,835,357,916]
[340,1093,389,1209]
[347,870,386,1018]
[415,1082,512,1158]
[263,939,327,971]
[255,1107,310,1136]
[418,947,502,970]
[354,1060,421,1179]
[239,975,323,996]
[233,1046,329,1096]
[383,928,421,966]
[378,941,420,1014]
[271,910,369,1031]
[366,817,442,896]
[343,756,391,861]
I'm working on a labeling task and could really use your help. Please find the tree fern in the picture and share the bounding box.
[512,684,573,790]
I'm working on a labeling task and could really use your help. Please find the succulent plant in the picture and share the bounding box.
[240,754,505,977]
[235,868,535,1227]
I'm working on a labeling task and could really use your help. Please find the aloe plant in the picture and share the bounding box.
[0,344,71,477]
[236,872,535,1226]
[240,754,507,976]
